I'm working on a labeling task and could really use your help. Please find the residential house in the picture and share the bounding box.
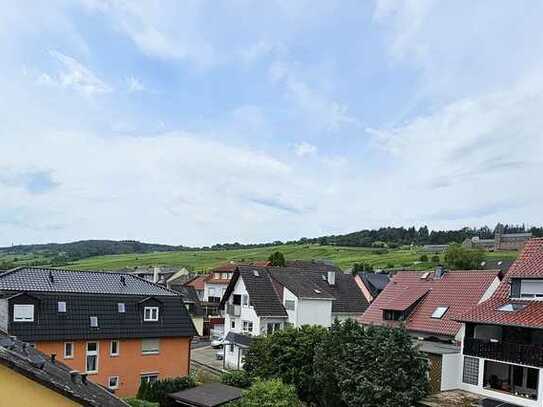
[220,262,369,370]
[457,238,543,406]
[0,332,128,406]
[360,266,501,394]
[177,286,205,336]
[463,224,532,251]
[354,272,390,303]
[128,266,178,285]
[183,276,206,302]
[0,267,197,397]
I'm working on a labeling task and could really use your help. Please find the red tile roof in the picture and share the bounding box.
[458,238,543,329]
[185,276,206,290]
[360,269,500,337]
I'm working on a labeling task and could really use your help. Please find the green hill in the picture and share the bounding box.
[64,244,518,272]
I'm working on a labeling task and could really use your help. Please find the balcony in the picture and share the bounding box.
[464,337,543,368]
[226,304,241,317]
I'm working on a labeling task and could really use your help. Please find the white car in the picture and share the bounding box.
[211,336,224,349]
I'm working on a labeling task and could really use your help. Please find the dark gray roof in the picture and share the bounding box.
[169,383,242,407]
[177,286,204,317]
[480,260,514,273]
[235,267,288,317]
[359,272,390,298]
[225,331,254,348]
[269,268,335,299]
[0,333,128,406]
[0,267,179,296]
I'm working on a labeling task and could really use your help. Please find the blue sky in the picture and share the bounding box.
[1,0,542,247]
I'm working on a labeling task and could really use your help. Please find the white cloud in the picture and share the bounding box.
[125,75,145,92]
[294,142,317,157]
[39,50,112,96]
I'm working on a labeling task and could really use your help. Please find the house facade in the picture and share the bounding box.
[0,267,196,397]
[457,238,543,406]
[220,262,368,370]
[360,267,501,394]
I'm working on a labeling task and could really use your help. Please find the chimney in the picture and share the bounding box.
[327,271,336,286]
[81,373,88,384]
[435,265,446,279]
[69,371,79,383]
[48,271,54,284]
[50,353,56,364]
[153,267,160,283]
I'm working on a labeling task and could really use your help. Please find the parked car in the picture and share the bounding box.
[211,336,224,349]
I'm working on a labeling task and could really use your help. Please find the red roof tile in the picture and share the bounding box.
[360,269,499,337]
[458,238,543,329]
[185,276,206,290]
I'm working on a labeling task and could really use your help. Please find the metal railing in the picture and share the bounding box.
[464,337,543,368]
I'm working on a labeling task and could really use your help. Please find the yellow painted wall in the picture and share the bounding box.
[0,364,81,407]
[192,316,204,336]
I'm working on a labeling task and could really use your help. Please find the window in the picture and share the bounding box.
[462,356,479,385]
[431,306,449,319]
[86,342,99,373]
[231,320,236,329]
[209,287,216,296]
[90,316,98,327]
[242,321,253,332]
[520,280,543,298]
[144,307,159,321]
[108,376,119,389]
[242,295,250,307]
[141,338,160,355]
[140,374,159,385]
[118,303,125,313]
[267,323,281,335]
[214,272,221,279]
[221,272,229,279]
[233,294,242,305]
[64,342,74,359]
[13,304,34,322]
[110,340,119,356]
[383,310,404,321]
[284,300,295,311]
[58,301,66,313]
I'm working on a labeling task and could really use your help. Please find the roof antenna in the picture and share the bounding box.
[48,271,54,284]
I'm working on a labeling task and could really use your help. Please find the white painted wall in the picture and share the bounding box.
[479,277,501,304]
[204,282,229,302]
[441,353,461,391]
[297,298,333,327]
[283,287,299,325]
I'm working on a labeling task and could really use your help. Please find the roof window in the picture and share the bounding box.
[58,301,66,312]
[498,303,527,312]
[253,270,260,277]
[90,316,98,327]
[314,289,322,294]
[431,306,449,319]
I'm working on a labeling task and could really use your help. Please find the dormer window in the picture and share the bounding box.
[118,303,126,313]
[519,279,543,299]
[383,310,404,321]
[13,304,34,322]
[431,306,448,319]
[58,301,66,313]
[144,306,159,321]
[90,316,98,327]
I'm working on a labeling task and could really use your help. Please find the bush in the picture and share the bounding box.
[233,379,301,407]
[444,243,485,269]
[137,375,196,407]
[268,251,286,266]
[221,370,252,388]
[125,399,159,407]
[419,254,429,262]
[431,255,440,263]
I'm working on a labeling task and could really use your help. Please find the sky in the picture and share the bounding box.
[1,0,542,247]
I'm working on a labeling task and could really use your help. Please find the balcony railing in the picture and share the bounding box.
[464,337,543,368]
[226,304,241,317]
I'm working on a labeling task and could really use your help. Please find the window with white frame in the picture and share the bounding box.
[144,306,159,321]
[64,342,74,359]
[108,376,119,389]
[231,319,236,329]
[140,374,159,385]
[118,303,126,313]
[86,342,99,373]
[242,321,253,332]
[141,338,160,355]
[284,300,295,311]
[431,306,449,319]
[13,304,34,322]
[90,316,98,327]
[110,340,120,356]
[58,301,66,313]
[267,322,282,335]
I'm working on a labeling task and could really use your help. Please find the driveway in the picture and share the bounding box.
[191,344,225,372]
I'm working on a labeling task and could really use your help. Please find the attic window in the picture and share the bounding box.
[498,303,527,312]
[431,306,449,319]
[90,316,98,327]
[58,301,67,313]
[144,306,159,321]
[13,304,34,322]
[253,270,260,277]
[118,303,126,313]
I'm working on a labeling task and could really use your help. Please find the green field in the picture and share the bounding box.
[61,244,519,272]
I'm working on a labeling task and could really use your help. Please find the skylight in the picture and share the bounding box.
[498,303,527,312]
[420,272,430,280]
[314,289,322,294]
[253,270,260,277]
[431,306,449,319]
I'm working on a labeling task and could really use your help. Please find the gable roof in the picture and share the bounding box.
[360,269,500,337]
[0,333,128,407]
[184,275,206,291]
[0,267,180,296]
[458,238,543,329]
[359,272,390,298]
[177,286,204,317]
[235,267,288,317]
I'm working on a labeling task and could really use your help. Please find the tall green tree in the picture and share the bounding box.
[243,325,327,403]
[444,243,485,269]
[267,251,286,267]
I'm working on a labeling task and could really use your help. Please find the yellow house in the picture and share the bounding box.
[0,334,128,407]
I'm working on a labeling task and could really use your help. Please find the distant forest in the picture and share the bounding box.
[1,224,542,266]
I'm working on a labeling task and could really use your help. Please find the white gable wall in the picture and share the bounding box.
[297,298,333,327]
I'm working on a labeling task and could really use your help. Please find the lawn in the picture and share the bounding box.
[64,244,519,272]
